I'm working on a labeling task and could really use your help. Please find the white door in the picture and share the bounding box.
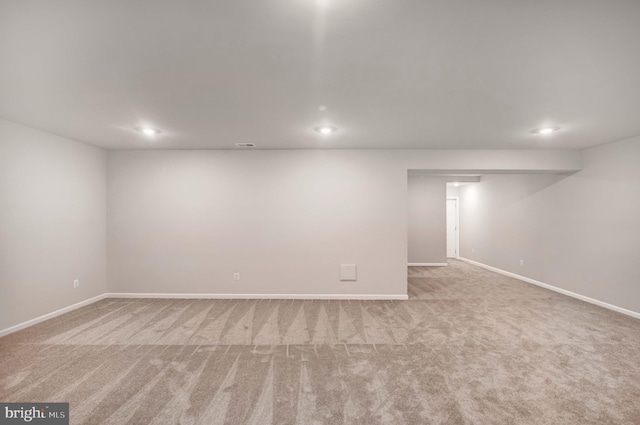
[446,198,458,258]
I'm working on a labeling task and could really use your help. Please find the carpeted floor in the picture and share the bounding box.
[1,259,639,424]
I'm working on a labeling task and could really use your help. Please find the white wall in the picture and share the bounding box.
[0,119,107,331]
[107,149,581,297]
[0,123,584,330]
[0,121,587,329]
[408,176,447,264]
[446,185,459,198]
[459,136,640,314]
[108,150,409,296]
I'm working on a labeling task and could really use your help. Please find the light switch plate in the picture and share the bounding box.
[340,264,357,281]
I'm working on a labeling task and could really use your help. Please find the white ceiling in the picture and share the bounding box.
[1,0,640,150]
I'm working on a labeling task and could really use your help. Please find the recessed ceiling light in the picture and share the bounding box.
[315,125,337,135]
[532,126,560,135]
[138,127,161,136]
[454,182,460,187]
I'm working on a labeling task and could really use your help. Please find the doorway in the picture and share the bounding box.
[446,198,459,258]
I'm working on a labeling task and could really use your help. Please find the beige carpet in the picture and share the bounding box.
[1,259,639,424]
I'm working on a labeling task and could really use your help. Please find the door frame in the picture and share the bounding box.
[446,197,459,258]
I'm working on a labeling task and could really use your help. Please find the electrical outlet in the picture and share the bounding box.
[233,273,240,281]
[520,259,524,266]
[73,279,80,288]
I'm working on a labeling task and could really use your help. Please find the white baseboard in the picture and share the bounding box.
[0,293,108,338]
[106,293,409,300]
[458,257,640,320]
[408,263,448,267]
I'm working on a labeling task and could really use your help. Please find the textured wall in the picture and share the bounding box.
[0,119,107,330]
[459,136,640,313]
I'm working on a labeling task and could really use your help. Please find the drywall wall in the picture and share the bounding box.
[0,119,107,331]
[408,176,447,264]
[459,135,640,313]
[108,149,581,297]
[107,150,409,296]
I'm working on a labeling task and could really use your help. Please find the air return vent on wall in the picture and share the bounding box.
[235,143,256,148]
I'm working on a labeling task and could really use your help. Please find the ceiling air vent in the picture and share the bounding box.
[235,143,256,148]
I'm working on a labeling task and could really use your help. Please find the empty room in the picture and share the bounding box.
[1,1,639,424]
